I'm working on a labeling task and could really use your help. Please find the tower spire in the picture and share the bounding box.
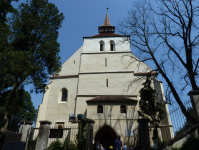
[98,8,115,34]
[103,7,111,26]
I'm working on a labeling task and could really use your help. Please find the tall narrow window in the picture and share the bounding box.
[100,43,103,51]
[97,105,103,113]
[62,90,67,101]
[120,105,126,113]
[99,40,104,51]
[110,40,115,51]
[110,44,113,51]
[106,79,108,87]
[105,58,107,67]
[74,60,75,64]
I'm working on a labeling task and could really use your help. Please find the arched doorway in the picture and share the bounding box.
[95,125,117,150]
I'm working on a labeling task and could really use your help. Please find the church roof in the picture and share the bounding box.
[84,8,129,38]
[89,33,125,38]
[86,95,137,103]
[102,10,111,26]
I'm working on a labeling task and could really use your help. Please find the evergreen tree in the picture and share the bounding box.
[138,75,166,140]
[0,0,64,130]
[0,89,37,132]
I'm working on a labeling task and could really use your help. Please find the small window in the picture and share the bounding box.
[106,79,108,87]
[97,105,103,113]
[110,44,113,51]
[110,40,115,51]
[105,58,107,67]
[99,41,104,51]
[62,90,67,101]
[74,60,75,64]
[120,105,126,113]
[100,43,103,51]
[55,122,64,129]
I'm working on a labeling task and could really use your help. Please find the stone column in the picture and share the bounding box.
[19,120,33,150]
[188,90,199,123]
[35,120,52,150]
[138,119,150,150]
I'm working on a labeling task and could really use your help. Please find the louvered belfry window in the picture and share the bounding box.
[62,90,67,101]
[120,105,126,113]
[97,105,103,113]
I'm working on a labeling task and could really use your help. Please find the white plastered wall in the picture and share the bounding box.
[82,37,130,53]
[59,46,82,76]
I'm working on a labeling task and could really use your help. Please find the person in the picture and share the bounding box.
[130,146,133,150]
[122,144,127,150]
[100,144,103,150]
[115,136,122,150]
[96,141,100,150]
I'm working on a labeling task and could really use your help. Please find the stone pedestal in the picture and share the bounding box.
[188,90,199,123]
[138,119,150,150]
[19,120,33,150]
[35,120,52,150]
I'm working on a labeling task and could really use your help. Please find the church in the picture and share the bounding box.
[35,11,173,148]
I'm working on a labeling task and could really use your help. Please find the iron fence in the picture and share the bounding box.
[0,131,22,150]
[160,100,195,142]
[31,126,80,147]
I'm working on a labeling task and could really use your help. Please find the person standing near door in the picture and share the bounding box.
[115,136,122,150]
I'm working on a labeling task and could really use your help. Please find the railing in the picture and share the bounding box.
[161,100,194,140]
[31,126,79,147]
[0,131,22,149]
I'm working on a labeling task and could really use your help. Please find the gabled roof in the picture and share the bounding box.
[86,95,138,103]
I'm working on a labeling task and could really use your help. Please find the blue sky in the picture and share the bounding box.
[11,0,191,110]
[11,0,137,109]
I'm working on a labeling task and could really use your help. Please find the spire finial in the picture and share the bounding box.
[103,7,111,26]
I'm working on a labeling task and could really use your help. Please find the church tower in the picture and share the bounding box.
[36,9,172,148]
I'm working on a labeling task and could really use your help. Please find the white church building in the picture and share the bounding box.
[36,11,173,148]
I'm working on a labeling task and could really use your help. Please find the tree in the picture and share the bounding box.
[118,0,199,124]
[0,89,37,132]
[138,75,165,141]
[0,0,64,130]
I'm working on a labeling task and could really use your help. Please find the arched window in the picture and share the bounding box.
[62,90,67,101]
[110,40,115,51]
[110,43,113,51]
[120,105,126,113]
[97,105,103,113]
[100,43,103,51]
[99,41,104,51]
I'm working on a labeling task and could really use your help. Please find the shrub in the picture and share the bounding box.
[27,138,37,150]
[180,137,199,150]
[47,139,63,150]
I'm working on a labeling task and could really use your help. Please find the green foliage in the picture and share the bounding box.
[138,76,166,126]
[0,89,37,132]
[76,135,86,150]
[138,75,166,140]
[175,107,195,136]
[47,139,63,150]
[0,0,64,130]
[27,138,37,150]
[1,0,64,93]
[47,138,77,150]
[180,137,199,150]
[170,137,199,150]
[159,140,166,147]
